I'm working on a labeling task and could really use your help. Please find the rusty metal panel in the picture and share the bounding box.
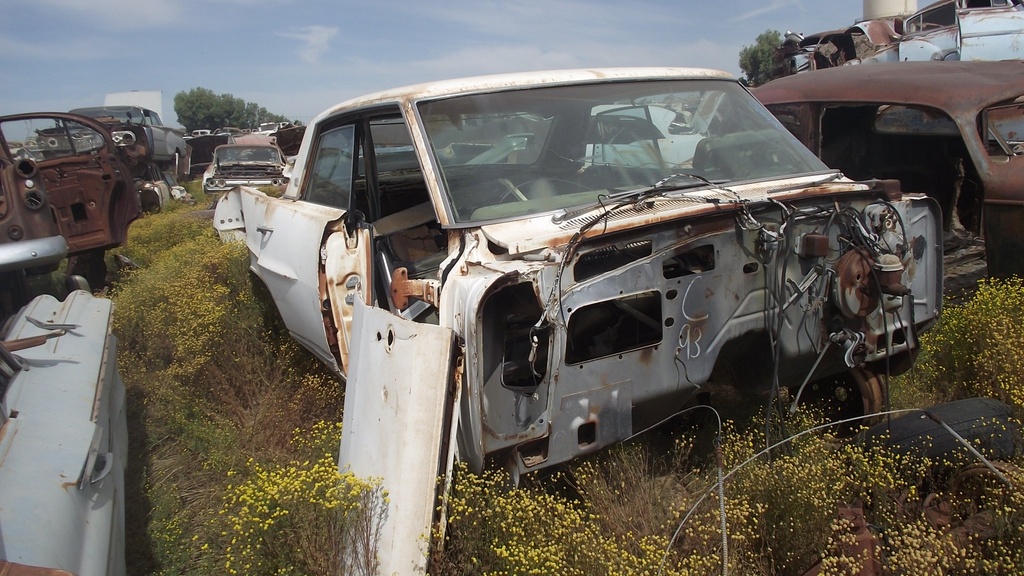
[184,133,230,179]
[339,297,455,576]
[0,114,141,256]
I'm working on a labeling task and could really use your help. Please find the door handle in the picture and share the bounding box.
[256,225,273,236]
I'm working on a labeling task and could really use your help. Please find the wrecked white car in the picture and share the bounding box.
[899,0,1024,62]
[203,143,288,196]
[214,68,942,573]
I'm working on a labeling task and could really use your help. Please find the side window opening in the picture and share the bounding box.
[820,104,979,235]
[984,102,1024,157]
[304,124,356,208]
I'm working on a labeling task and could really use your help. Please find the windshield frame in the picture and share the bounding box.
[414,78,829,225]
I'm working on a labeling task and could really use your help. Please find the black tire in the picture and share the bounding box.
[860,397,1021,467]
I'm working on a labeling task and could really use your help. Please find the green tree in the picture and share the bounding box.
[738,29,783,87]
[174,87,292,131]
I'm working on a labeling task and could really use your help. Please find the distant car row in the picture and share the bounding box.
[777,0,1024,77]
[187,121,295,139]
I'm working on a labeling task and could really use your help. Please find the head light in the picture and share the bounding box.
[112,130,136,147]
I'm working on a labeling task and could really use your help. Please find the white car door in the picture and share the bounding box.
[230,123,368,376]
[339,297,457,575]
[240,192,349,373]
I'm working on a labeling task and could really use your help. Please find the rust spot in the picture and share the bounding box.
[637,346,655,366]
[0,560,77,575]
[912,235,927,261]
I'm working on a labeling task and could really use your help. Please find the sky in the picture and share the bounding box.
[2,0,871,129]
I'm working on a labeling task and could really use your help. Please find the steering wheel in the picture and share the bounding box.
[497,177,529,202]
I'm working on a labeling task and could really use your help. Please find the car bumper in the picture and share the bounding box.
[0,236,69,273]
[204,178,288,193]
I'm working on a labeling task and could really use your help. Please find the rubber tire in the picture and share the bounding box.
[859,397,1021,466]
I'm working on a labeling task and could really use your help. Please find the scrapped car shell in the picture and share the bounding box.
[754,60,1024,276]
[0,113,142,257]
[282,68,733,228]
[0,291,127,576]
[202,143,288,195]
[215,67,946,574]
[68,106,187,165]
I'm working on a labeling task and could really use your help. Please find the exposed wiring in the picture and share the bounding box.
[656,407,1014,576]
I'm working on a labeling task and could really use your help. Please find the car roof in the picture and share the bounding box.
[214,143,279,149]
[312,67,734,122]
[70,105,145,113]
[754,61,1024,114]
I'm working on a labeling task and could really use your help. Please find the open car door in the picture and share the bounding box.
[339,297,458,575]
[234,191,351,374]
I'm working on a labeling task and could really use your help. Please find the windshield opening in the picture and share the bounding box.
[215,146,283,163]
[418,79,827,223]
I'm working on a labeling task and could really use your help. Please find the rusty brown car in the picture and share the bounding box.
[754,60,1024,278]
[0,113,141,308]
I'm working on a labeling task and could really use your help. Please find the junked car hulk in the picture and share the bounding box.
[214,68,942,573]
[203,143,288,197]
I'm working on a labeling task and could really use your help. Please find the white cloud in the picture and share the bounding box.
[277,26,338,64]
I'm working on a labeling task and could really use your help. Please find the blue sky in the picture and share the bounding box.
[2,0,868,129]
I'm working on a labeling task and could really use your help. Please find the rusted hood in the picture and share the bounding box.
[755,61,1024,115]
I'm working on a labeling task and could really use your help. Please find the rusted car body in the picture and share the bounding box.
[202,143,288,196]
[754,60,1024,277]
[776,0,1024,78]
[777,20,901,76]
[184,133,231,180]
[0,291,127,576]
[0,117,131,574]
[213,68,942,573]
[0,113,142,300]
